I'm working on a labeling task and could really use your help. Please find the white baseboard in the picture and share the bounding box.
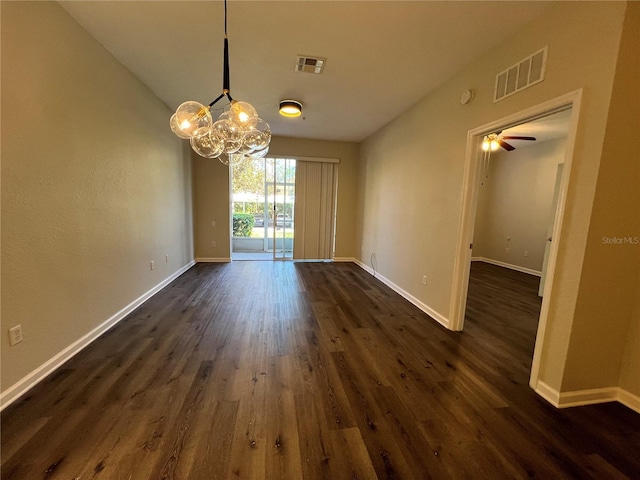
[0,260,196,411]
[333,257,357,263]
[472,257,542,277]
[535,380,640,414]
[195,257,231,263]
[353,259,450,329]
[558,386,619,408]
[534,380,561,405]
[353,258,375,276]
[618,388,640,413]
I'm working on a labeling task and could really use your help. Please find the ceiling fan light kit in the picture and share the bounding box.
[169,0,270,166]
[482,132,536,152]
[279,100,303,117]
[482,135,501,152]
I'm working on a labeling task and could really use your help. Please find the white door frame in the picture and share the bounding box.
[449,89,583,389]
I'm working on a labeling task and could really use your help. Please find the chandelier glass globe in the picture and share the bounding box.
[174,101,212,138]
[190,127,225,158]
[229,101,258,128]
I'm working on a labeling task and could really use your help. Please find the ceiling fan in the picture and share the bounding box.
[482,132,536,152]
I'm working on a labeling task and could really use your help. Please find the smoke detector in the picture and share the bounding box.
[295,55,326,74]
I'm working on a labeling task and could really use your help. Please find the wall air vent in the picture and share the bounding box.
[295,55,326,74]
[494,47,547,102]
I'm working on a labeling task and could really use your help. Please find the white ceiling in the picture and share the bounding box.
[501,108,572,149]
[59,1,552,142]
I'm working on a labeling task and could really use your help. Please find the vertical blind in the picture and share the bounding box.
[293,161,338,260]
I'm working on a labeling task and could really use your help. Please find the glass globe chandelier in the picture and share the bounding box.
[170,0,270,166]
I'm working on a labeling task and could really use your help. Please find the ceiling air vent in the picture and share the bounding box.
[295,55,326,74]
[494,47,547,102]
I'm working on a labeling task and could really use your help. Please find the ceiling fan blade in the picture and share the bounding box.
[499,140,516,151]
[502,136,536,141]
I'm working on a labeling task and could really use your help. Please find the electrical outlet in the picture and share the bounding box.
[212,221,216,227]
[9,325,23,346]
[150,260,154,271]
[505,247,510,253]
[524,250,528,257]
[165,254,169,263]
[212,241,217,247]
[422,275,427,285]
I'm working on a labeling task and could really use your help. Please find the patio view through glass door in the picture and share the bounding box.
[231,157,296,260]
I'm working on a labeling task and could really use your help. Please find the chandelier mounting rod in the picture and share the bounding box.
[170,0,271,165]
[209,0,233,107]
[218,0,233,103]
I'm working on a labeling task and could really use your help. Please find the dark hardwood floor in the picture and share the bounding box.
[2,261,639,479]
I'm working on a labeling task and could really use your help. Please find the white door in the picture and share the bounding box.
[539,163,564,297]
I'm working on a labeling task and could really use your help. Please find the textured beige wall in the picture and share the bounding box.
[562,1,640,394]
[357,1,627,393]
[473,138,567,272]
[192,136,359,260]
[192,152,232,260]
[1,2,193,392]
[620,272,640,396]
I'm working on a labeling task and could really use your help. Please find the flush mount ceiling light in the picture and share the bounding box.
[169,0,270,166]
[279,100,303,118]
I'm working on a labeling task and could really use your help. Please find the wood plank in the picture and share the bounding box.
[328,427,379,480]
[331,350,420,479]
[264,355,304,479]
[2,261,640,479]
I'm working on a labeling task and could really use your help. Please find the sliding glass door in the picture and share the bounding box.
[231,157,295,260]
[270,158,296,260]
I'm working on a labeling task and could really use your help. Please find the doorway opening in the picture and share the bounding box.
[471,109,570,293]
[450,90,582,390]
[231,157,296,261]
